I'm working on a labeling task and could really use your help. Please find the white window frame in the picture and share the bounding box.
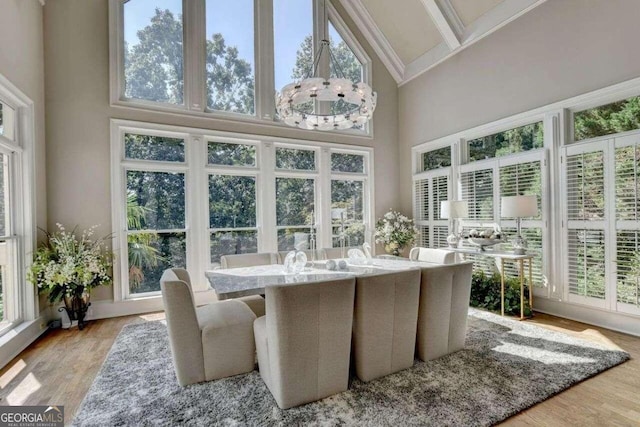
[0,74,37,337]
[328,148,371,248]
[110,119,374,300]
[108,0,373,136]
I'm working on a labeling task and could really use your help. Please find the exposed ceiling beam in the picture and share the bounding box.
[401,0,549,86]
[421,0,462,50]
[338,0,405,83]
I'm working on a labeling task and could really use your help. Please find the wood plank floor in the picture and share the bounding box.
[0,311,637,426]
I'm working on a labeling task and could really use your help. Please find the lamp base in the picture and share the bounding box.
[512,235,527,255]
[447,233,460,248]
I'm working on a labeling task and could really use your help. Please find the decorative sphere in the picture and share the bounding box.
[338,260,347,270]
[326,260,337,271]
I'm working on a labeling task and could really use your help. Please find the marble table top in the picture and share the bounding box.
[205,258,432,300]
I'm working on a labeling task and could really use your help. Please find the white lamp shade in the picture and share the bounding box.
[501,195,538,218]
[441,200,469,219]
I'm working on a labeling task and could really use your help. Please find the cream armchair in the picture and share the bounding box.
[160,268,258,386]
[254,277,356,409]
[409,247,456,264]
[220,252,279,268]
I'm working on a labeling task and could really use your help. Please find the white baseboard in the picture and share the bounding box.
[0,316,49,370]
[534,297,640,337]
[85,290,220,320]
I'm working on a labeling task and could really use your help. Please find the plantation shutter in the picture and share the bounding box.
[615,140,640,308]
[413,170,449,249]
[460,168,493,221]
[499,160,544,286]
[414,179,429,221]
[565,149,606,301]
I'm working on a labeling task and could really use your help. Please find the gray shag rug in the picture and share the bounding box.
[73,309,629,426]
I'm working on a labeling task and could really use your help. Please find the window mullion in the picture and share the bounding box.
[184,0,206,112]
[255,0,275,121]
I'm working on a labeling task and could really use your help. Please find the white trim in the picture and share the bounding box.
[0,317,47,370]
[534,297,640,338]
[85,290,220,320]
[336,0,404,83]
[420,0,461,50]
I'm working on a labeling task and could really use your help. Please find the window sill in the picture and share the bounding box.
[111,99,374,140]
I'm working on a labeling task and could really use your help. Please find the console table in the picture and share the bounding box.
[446,248,534,320]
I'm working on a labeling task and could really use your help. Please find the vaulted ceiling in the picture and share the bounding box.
[339,0,548,85]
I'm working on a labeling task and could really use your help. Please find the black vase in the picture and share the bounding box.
[59,286,91,330]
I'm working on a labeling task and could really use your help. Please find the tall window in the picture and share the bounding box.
[205,0,255,114]
[331,152,366,247]
[123,0,184,104]
[0,88,34,334]
[208,141,259,262]
[123,133,188,295]
[413,146,451,249]
[275,147,317,251]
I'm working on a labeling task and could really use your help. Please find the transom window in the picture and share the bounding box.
[112,0,371,133]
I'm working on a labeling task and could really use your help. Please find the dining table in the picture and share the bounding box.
[205,257,432,300]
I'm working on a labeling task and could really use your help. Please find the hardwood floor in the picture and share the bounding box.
[0,311,637,426]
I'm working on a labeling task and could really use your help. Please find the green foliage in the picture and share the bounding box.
[468,122,543,161]
[422,146,452,171]
[470,270,532,317]
[574,96,640,141]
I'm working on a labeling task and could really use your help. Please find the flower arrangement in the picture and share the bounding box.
[28,224,113,303]
[374,209,419,256]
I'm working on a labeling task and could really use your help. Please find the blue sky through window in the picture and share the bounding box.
[124,0,316,93]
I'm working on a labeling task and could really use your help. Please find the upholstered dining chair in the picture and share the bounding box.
[160,268,258,386]
[416,262,474,361]
[219,253,279,317]
[409,247,456,264]
[254,277,356,409]
[220,252,280,268]
[352,269,422,382]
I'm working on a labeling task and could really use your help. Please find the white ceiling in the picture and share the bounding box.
[339,0,548,85]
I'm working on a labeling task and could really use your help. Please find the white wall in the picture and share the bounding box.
[43,0,399,303]
[399,0,640,213]
[0,0,47,310]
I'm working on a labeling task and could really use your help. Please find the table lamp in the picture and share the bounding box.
[500,195,538,255]
[441,200,468,248]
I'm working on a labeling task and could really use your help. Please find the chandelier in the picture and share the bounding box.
[276,39,377,131]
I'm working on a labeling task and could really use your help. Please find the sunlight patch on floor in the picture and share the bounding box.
[6,373,41,405]
[0,359,26,389]
[493,342,597,365]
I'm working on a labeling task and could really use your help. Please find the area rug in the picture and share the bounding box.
[72,309,629,426]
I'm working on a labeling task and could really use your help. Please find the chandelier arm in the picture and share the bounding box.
[327,46,347,80]
[306,41,327,80]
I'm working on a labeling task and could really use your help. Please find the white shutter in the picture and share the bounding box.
[567,229,606,299]
[433,225,449,249]
[432,175,448,221]
[417,225,429,248]
[460,168,493,221]
[564,145,607,303]
[499,159,544,287]
[414,179,429,221]
[616,230,639,306]
[614,139,640,312]
[566,151,605,221]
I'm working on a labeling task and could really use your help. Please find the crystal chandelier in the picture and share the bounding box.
[276,39,377,131]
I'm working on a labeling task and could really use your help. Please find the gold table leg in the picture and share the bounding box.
[529,258,534,315]
[501,258,505,316]
[519,259,525,320]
